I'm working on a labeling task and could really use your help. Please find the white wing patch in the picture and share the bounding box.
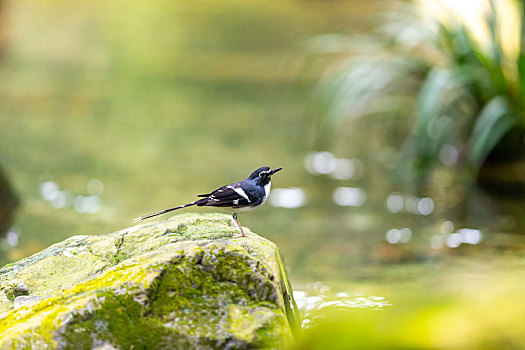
[233,199,239,205]
[227,185,251,203]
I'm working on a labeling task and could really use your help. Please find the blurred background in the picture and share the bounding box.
[2,0,525,346]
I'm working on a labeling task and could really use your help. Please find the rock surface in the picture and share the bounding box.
[0,213,299,349]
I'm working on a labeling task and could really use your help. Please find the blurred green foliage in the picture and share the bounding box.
[314,0,525,182]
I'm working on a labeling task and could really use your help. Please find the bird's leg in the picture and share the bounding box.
[232,212,246,237]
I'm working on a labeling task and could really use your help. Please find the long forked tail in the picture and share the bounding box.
[132,201,197,222]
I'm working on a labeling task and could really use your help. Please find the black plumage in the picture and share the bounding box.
[133,166,282,236]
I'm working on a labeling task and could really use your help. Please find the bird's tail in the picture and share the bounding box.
[132,201,198,222]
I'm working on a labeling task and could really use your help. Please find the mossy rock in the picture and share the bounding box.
[0,213,300,349]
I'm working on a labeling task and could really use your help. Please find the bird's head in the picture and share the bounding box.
[249,166,282,184]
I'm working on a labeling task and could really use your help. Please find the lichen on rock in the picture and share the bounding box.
[0,213,300,349]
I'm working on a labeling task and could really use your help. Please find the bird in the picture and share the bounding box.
[132,166,282,237]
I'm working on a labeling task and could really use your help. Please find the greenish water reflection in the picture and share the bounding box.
[1,1,525,330]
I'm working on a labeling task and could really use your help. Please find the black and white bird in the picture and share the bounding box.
[132,166,282,236]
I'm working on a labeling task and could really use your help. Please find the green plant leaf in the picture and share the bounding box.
[518,0,525,103]
[316,56,419,127]
[468,96,516,170]
[415,68,460,163]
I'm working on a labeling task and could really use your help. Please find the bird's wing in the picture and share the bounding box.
[197,182,252,208]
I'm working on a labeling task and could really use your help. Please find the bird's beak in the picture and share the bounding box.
[269,167,282,175]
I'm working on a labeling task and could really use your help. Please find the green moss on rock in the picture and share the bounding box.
[0,213,300,349]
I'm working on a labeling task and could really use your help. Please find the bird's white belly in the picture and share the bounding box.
[235,205,258,213]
